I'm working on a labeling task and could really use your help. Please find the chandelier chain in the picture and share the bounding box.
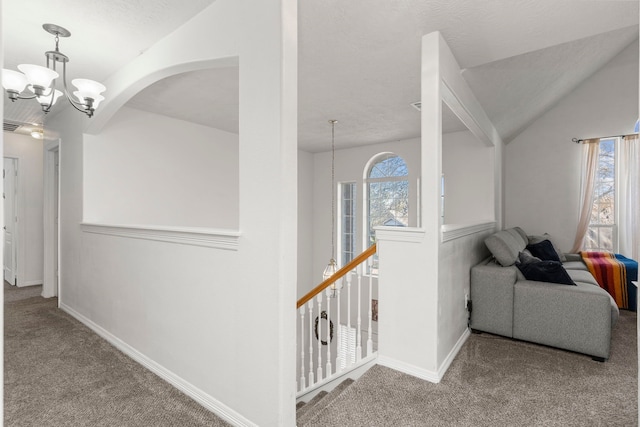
[330,120,336,260]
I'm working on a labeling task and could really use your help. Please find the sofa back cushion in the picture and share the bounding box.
[485,228,528,266]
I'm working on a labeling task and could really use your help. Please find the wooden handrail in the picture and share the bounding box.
[296,243,377,309]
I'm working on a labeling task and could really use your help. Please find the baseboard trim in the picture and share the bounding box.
[377,356,441,383]
[59,303,257,427]
[296,354,377,402]
[378,328,471,384]
[18,280,43,288]
[437,328,471,379]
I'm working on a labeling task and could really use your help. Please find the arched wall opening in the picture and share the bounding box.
[83,60,240,230]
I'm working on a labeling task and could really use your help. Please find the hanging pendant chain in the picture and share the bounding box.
[330,120,337,261]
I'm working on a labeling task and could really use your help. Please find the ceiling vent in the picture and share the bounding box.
[3,121,21,132]
[410,101,421,112]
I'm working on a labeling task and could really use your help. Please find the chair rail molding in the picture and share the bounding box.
[441,221,496,243]
[80,222,241,250]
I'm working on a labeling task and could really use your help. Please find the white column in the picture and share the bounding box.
[307,300,315,386]
[325,289,333,376]
[299,306,306,391]
[335,284,343,372]
[346,272,353,368]
[356,265,363,361]
[367,257,374,356]
[316,293,323,381]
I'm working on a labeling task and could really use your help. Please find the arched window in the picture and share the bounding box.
[365,154,409,248]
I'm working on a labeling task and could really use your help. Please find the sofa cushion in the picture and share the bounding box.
[568,270,600,287]
[562,260,588,271]
[485,229,527,267]
[526,239,561,262]
[512,227,529,245]
[528,233,567,262]
[516,260,576,286]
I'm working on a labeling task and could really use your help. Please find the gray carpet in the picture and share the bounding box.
[4,285,231,427]
[6,282,638,426]
[305,311,638,426]
[4,282,43,302]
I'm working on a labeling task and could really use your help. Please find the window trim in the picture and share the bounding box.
[363,153,410,275]
[585,137,619,252]
[338,181,357,268]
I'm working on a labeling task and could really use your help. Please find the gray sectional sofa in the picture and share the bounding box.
[470,227,619,361]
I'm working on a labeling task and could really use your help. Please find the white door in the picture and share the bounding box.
[3,158,18,285]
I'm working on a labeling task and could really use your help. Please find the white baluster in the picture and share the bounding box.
[356,264,363,361]
[346,271,353,368]
[367,256,374,356]
[316,293,323,381]
[299,306,306,391]
[307,301,315,386]
[335,282,343,372]
[325,289,332,377]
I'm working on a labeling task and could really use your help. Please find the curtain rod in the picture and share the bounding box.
[572,133,638,143]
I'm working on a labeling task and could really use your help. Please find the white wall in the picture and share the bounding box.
[378,31,502,382]
[0,14,4,418]
[48,1,298,426]
[442,129,494,225]
[505,40,639,252]
[298,150,314,296]
[84,107,239,229]
[3,132,44,286]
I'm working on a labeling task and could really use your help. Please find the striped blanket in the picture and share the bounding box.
[581,251,630,309]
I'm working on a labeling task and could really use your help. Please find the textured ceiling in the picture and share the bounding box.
[126,67,240,135]
[3,0,639,150]
[2,0,216,133]
[463,26,639,142]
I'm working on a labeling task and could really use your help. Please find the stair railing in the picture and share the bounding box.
[297,244,377,394]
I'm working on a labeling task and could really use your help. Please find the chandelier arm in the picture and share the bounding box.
[60,62,92,117]
[41,72,57,113]
[65,96,92,117]
[15,93,37,100]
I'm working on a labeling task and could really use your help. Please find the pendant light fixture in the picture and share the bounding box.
[2,24,106,118]
[323,119,341,296]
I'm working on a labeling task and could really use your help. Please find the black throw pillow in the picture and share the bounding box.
[516,260,576,286]
[526,239,561,262]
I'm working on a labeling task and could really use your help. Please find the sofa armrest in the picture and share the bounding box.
[513,281,612,359]
[470,260,518,337]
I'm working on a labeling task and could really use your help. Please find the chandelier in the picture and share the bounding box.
[2,24,106,118]
[323,119,341,296]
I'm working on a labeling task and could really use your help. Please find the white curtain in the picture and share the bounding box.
[618,134,640,260]
[571,140,600,253]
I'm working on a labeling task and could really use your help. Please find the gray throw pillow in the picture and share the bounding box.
[485,231,523,266]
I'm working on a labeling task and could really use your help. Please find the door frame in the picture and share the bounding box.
[3,156,20,286]
[43,139,60,299]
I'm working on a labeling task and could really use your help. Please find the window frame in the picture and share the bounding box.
[363,153,410,275]
[338,181,357,268]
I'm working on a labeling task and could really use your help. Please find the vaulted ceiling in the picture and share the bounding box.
[3,1,638,151]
